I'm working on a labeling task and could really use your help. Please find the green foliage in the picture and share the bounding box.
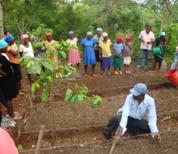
[64,85,102,108]
[20,25,102,108]
[3,0,178,62]
[165,23,178,62]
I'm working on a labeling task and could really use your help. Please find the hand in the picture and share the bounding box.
[154,133,161,143]
[115,127,123,138]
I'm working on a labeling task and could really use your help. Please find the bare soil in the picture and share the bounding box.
[10,69,178,154]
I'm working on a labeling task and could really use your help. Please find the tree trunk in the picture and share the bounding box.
[0,3,4,38]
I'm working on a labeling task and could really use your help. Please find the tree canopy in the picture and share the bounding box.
[0,0,178,59]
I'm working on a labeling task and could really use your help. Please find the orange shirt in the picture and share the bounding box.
[44,40,58,62]
[7,43,20,64]
[44,40,56,47]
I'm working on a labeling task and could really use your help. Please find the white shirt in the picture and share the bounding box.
[117,94,158,135]
[138,30,155,50]
[19,42,34,58]
[66,37,78,46]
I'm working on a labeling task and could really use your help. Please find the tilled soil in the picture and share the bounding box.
[17,116,178,151]
[11,69,178,154]
[55,70,169,97]
[23,88,178,131]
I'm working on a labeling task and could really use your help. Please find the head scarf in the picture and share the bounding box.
[96,28,103,32]
[103,32,108,37]
[125,35,132,43]
[117,36,123,43]
[86,31,93,36]
[44,32,52,39]
[21,34,29,41]
[68,31,75,36]
[0,40,8,49]
[4,35,15,43]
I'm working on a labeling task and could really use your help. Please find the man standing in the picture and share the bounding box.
[103,83,161,143]
[136,25,155,71]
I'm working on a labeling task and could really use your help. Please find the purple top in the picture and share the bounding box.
[123,43,132,57]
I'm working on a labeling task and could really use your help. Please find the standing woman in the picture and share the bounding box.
[94,28,103,72]
[4,35,22,91]
[81,32,96,77]
[0,40,18,118]
[19,34,35,85]
[66,31,80,70]
[44,32,58,63]
[99,32,112,76]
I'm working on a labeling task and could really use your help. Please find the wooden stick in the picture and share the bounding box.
[35,125,45,154]
[109,139,120,154]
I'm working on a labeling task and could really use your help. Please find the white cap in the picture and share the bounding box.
[103,32,108,37]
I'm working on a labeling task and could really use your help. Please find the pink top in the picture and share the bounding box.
[0,128,19,154]
[138,30,155,51]
[66,37,78,46]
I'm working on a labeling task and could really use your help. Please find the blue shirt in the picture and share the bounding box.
[113,43,124,56]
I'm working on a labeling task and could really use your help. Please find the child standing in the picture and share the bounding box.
[112,36,124,75]
[99,32,112,76]
[123,36,132,74]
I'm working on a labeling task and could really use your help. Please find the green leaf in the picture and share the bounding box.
[69,95,78,106]
[64,89,73,101]
[91,96,102,108]
[42,61,54,71]
[77,94,84,102]
[26,61,34,68]
[31,82,40,93]
[33,64,42,74]
[79,86,88,95]
[77,94,88,105]
[59,51,67,59]
[41,90,49,103]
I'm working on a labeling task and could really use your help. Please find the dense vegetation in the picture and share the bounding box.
[0,0,178,61]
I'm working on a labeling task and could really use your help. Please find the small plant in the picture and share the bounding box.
[21,25,102,108]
